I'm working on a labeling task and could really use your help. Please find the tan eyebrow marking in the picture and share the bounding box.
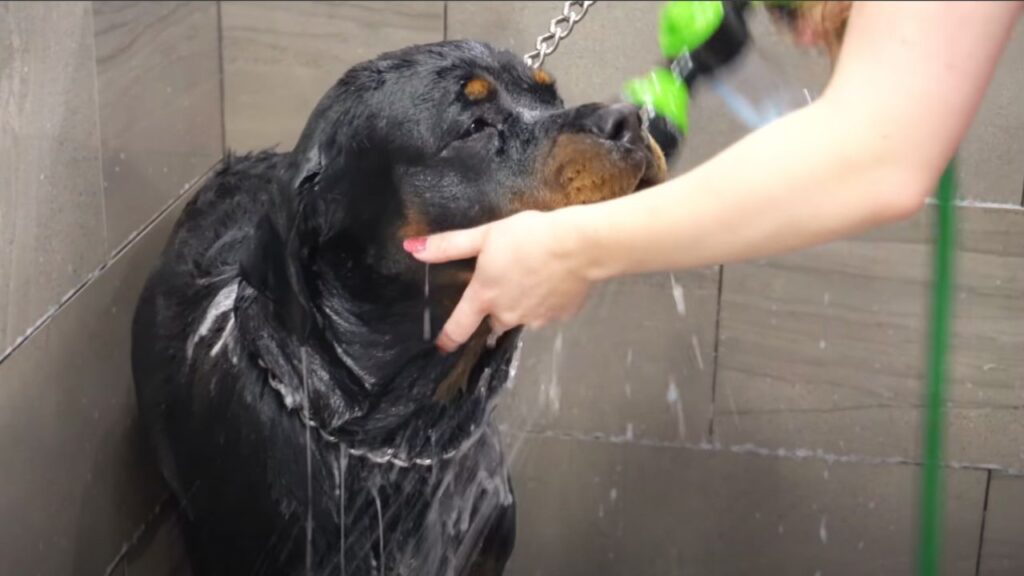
[463,77,493,101]
[533,69,554,86]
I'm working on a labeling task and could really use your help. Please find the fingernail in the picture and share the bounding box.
[403,236,428,254]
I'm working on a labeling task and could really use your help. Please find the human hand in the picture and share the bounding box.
[403,209,593,353]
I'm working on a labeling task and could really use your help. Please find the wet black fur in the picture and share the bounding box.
[131,40,661,576]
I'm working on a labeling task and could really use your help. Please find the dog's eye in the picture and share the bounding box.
[460,118,493,140]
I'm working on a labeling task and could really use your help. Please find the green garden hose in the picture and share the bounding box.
[920,159,958,576]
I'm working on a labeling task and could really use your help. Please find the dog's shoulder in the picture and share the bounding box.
[146,150,285,289]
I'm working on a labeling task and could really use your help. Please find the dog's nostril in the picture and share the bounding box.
[591,103,644,144]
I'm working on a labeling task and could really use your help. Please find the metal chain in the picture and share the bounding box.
[523,1,596,69]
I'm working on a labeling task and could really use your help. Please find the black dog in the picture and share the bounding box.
[131,40,666,576]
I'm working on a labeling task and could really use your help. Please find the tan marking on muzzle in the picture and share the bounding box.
[397,204,430,238]
[463,77,493,102]
[643,131,668,185]
[513,132,667,212]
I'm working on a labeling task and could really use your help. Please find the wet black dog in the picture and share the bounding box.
[131,40,666,576]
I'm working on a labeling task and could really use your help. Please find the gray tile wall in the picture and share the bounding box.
[220,1,444,152]
[0,1,223,355]
[980,473,1024,575]
[93,2,223,248]
[1,1,1021,574]
[0,1,221,573]
[1,2,107,353]
[0,189,197,574]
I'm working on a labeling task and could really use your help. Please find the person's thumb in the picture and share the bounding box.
[403,225,488,264]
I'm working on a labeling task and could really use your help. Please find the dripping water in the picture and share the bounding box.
[373,488,385,576]
[423,263,431,341]
[302,347,313,575]
[337,446,347,576]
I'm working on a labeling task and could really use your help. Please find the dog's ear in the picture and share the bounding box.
[239,176,319,341]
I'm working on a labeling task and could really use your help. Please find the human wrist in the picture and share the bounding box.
[551,203,621,283]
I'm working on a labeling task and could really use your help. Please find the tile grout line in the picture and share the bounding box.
[102,493,174,576]
[974,470,993,576]
[926,197,1024,211]
[216,1,227,156]
[707,265,725,442]
[0,162,219,367]
[504,426,1024,477]
[442,1,448,41]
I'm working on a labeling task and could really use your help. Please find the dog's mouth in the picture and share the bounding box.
[511,129,667,213]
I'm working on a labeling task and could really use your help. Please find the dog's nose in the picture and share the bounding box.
[585,103,645,147]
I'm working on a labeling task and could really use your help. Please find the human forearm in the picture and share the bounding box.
[565,97,935,280]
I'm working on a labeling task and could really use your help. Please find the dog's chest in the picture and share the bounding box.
[323,420,506,571]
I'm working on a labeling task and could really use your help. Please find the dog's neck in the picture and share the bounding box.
[313,248,491,398]
[291,250,510,460]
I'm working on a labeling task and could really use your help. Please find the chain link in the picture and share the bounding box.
[523,1,596,69]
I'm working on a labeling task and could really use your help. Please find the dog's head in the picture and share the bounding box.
[261,40,665,290]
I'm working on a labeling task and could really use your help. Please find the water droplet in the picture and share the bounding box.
[669,273,686,316]
[667,376,686,441]
[819,515,828,544]
[422,264,431,341]
[609,488,618,502]
[691,335,704,371]
[819,339,827,350]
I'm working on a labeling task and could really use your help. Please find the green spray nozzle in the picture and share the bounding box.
[624,1,745,136]
[623,67,690,134]
[658,0,725,59]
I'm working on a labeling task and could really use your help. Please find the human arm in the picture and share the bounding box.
[410,1,1023,351]
[572,0,1022,278]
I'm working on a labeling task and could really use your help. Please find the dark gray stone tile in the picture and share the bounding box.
[0,189,193,575]
[93,1,223,251]
[716,205,1024,468]
[123,507,193,576]
[221,1,444,151]
[0,2,107,351]
[503,433,986,576]
[497,270,719,446]
[959,20,1024,205]
[979,473,1024,575]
